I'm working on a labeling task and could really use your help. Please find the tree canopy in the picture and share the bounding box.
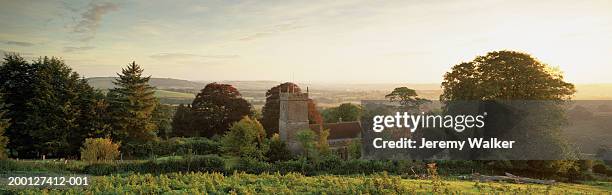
[440,50,577,173]
[322,103,363,123]
[191,83,252,137]
[171,104,193,137]
[385,87,431,110]
[0,54,105,158]
[441,51,575,101]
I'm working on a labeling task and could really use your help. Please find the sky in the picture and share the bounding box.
[0,0,611,84]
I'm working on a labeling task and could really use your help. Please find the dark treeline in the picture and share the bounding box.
[0,55,109,158]
[0,54,176,158]
[0,53,323,159]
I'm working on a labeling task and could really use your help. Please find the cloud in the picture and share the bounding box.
[72,2,119,41]
[2,40,35,47]
[63,46,95,53]
[150,53,239,60]
[239,21,304,41]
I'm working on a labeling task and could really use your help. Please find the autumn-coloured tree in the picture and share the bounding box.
[261,82,322,137]
[191,83,252,137]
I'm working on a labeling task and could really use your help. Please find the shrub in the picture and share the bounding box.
[221,116,268,161]
[233,157,272,174]
[347,139,361,160]
[316,155,343,173]
[266,133,292,162]
[593,164,607,174]
[80,138,120,162]
[296,129,318,160]
[317,129,330,156]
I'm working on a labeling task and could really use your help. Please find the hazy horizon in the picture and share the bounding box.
[87,76,612,85]
[2,0,611,83]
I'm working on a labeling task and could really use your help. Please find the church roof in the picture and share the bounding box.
[309,121,362,140]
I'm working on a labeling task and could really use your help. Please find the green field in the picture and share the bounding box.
[154,89,195,105]
[154,90,195,99]
[4,172,610,194]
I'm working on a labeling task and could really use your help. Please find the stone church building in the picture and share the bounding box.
[278,90,362,157]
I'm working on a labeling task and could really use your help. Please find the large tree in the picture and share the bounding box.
[171,104,194,137]
[108,62,158,144]
[385,87,431,111]
[441,51,575,101]
[152,103,174,139]
[261,82,322,136]
[440,50,577,175]
[191,83,251,137]
[0,54,105,158]
[28,57,101,157]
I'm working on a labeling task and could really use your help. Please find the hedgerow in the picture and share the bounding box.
[121,137,220,159]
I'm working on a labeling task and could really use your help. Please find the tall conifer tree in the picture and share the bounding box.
[108,61,158,144]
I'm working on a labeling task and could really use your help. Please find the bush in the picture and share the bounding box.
[81,138,120,162]
[266,133,292,162]
[296,129,318,160]
[233,157,272,174]
[593,164,607,175]
[221,116,268,161]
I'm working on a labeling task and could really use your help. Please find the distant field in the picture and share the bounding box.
[154,90,194,105]
[154,90,195,99]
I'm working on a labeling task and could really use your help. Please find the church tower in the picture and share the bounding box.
[279,90,309,153]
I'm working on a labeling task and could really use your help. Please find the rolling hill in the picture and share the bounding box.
[86,77,204,90]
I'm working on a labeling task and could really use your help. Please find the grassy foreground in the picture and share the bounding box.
[4,172,610,194]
